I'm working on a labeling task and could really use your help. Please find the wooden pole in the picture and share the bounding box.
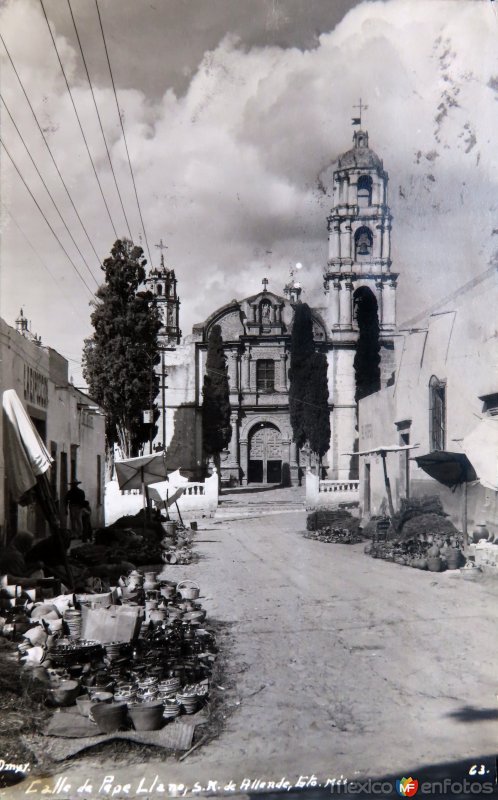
[462,479,468,552]
[381,451,396,521]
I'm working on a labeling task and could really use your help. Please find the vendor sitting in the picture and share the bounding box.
[0,530,44,583]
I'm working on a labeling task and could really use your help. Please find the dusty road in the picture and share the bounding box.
[13,493,498,796]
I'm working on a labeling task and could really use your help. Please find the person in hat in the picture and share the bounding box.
[65,480,86,537]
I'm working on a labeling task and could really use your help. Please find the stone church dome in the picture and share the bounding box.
[337,129,384,172]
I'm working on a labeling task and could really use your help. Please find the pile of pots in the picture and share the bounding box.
[1,572,218,733]
[365,531,465,572]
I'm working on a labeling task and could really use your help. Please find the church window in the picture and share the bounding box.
[260,300,272,323]
[257,360,275,392]
[157,284,163,296]
[357,175,372,207]
[429,375,446,451]
[354,226,373,258]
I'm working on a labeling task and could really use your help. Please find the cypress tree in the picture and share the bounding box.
[289,303,330,461]
[202,325,231,472]
[289,303,315,450]
[82,239,162,458]
[305,351,331,459]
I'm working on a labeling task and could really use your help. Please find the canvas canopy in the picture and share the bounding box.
[114,453,169,491]
[412,451,477,489]
[2,388,52,502]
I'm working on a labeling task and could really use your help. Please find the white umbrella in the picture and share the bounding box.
[2,388,52,502]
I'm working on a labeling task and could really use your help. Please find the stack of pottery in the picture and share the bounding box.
[63,609,82,639]
[176,686,198,714]
[104,642,131,662]
[162,698,181,721]
[157,677,181,700]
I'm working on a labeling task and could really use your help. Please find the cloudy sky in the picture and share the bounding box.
[0,0,496,385]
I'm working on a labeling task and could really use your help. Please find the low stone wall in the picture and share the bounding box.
[306,471,359,509]
[104,472,219,525]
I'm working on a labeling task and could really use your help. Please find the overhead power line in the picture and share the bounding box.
[95,0,153,266]
[1,93,98,287]
[0,32,102,268]
[1,139,96,297]
[2,203,89,325]
[66,0,133,240]
[39,0,119,240]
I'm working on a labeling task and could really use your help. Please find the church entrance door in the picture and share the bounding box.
[248,423,282,483]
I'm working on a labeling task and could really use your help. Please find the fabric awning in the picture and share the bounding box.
[412,451,477,489]
[2,388,52,502]
[114,453,170,491]
[462,417,498,492]
[343,444,419,457]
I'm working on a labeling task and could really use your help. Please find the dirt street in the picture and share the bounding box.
[12,491,498,797]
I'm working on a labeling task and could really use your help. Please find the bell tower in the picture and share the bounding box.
[322,116,398,480]
[324,127,397,330]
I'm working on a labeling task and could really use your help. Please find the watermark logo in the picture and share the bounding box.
[396,777,419,797]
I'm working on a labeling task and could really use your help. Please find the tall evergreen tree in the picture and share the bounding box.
[202,325,231,473]
[353,288,381,403]
[305,351,331,459]
[289,303,330,460]
[83,239,162,458]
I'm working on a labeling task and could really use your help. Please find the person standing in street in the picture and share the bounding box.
[65,480,86,538]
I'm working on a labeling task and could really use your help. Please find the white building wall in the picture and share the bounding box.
[358,271,498,534]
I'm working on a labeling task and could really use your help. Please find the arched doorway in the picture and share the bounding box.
[248,423,282,483]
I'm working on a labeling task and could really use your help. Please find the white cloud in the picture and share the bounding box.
[1,0,496,384]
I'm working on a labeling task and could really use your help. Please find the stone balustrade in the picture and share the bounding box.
[306,471,359,508]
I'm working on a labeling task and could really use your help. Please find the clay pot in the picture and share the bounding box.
[427,556,442,572]
[472,523,490,543]
[177,581,200,600]
[446,548,462,570]
[49,680,80,707]
[76,694,93,717]
[91,701,128,733]
[128,701,164,731]
[164,521,177,537]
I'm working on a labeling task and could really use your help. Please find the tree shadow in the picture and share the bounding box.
[447,705,498,723]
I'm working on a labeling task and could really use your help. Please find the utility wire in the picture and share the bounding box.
[0,93,99,287]
[39,0,119,240]
[0,32,102,267]
[66,0,132,240]
[95,0,153,266]
[2,203,89,325]
[1,139,96,297]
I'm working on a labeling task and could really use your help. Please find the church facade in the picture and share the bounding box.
[148,127,398,486]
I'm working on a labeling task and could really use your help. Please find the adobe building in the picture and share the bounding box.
[0,311,106,542]
[149,127,398,486]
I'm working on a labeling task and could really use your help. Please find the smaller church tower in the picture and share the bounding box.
[144,249,181,346]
